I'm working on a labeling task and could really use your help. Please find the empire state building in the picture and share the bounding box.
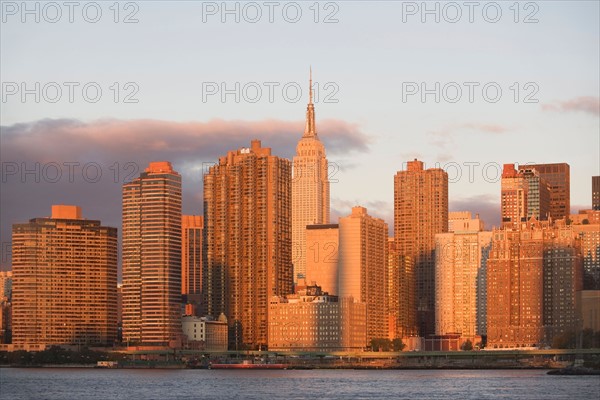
[292,70,330,282]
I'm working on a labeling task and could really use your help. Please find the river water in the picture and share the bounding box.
[1,368,599,399]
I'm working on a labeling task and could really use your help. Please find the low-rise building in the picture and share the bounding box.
[268,283,366,352]
[181,315,228,351]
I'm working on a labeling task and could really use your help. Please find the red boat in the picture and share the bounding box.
[210,360,288,369]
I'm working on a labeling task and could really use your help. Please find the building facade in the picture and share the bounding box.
[305,224,339,295]
[394,159,448,335]
[268,283,366,352]
[122,162,182,346]
[292,72,330,283]
[487,219,582,349]
[519,163,570,220]
[435,213,492,340]
[386,238,416,339]
[203,140,293,350]
[338,206,388,343]
[181,315,228,351]
[182,215,203,312]
[501,164,529,228]
[12,205,117,346]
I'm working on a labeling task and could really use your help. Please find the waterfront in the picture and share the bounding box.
[1,368,599,399]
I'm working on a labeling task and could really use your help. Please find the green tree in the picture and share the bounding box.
[461,339,473,351]
[392,338,406,352]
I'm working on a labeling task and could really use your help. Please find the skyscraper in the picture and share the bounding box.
[12,205,117,347]
[203,140,292,350]
[338,206,388,343]
[292,70,330,283]
[519,163,570,220]
[182,215,203,313]
[435,212,492,340]
[501,164,528,228]
[122,162,182,346]
[394,159,448,335]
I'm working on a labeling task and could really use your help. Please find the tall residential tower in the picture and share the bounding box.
[394,159,448,336]
[203,140,293,349]
[122,162,182,346]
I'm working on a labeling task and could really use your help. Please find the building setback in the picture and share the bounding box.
[394,159,448,335]
[292,71,330,283]
[12,205,117,347]
[122,162,182,347]
[203,140,292,350]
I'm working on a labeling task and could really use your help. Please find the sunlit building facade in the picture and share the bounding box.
[487,219,582,348]
[203,140,293,350]
[519,163,570,220]
[305,224,339,295]
[435,213,492,340]
[12,205,117,346]
[394,159,448,335]
[122,162,182,346]
[338,206,388,343]
[268,283,366,351]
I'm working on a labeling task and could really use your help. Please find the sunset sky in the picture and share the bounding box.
[1,1,599,269]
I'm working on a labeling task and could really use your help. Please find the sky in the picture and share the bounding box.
[1,1,599,269]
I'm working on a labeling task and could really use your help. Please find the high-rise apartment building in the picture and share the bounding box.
[203,140,292,350]
[12,205,117,347]
[487,219,582,349]
[386,238,416,339]
[519,163,570,220]
[305,224,339,295]
[182,215,203,311]
[593,176,600,211]
[122,162,182,346]
[435,212,492,340]
[338,206,388,343]
[394,159,448,335]
[292,71,330,283]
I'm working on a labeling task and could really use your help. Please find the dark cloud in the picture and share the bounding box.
[450,194,500,230]
[0,118,370,268]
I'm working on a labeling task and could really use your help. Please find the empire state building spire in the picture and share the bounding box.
[304,67,316,137]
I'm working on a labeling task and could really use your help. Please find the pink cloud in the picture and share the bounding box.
[542,96,600,116]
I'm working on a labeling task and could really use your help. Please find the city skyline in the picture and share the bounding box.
[2,1,599,270]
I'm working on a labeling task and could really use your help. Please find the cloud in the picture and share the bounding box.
[542,96,600,116]
[428,122,509,148]
[331,198,393,232]
[0,118,370,269]
[450,194,500,230]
